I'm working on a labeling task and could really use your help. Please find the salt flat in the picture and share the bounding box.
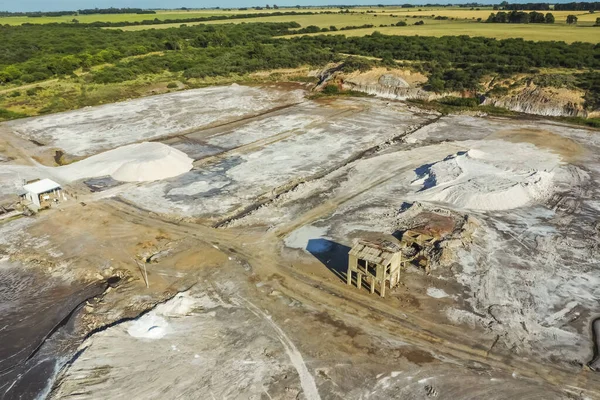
[120,97,434,222]
[1,86,599,399]
[5,84,305,157]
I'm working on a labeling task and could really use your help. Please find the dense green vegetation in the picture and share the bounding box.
[0,23,307,83]
[297,33,598,92]
[0,21,599,114]
[309,83,372,98]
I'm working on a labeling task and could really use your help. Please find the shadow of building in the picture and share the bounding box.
[306,238,351,284]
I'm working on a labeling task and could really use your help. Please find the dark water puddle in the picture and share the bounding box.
[589,316,600,371]
[83,176,123,192]
[0,262,108,399]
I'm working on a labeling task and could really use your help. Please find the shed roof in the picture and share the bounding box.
[349,239,401,267]
[23,179,61,195]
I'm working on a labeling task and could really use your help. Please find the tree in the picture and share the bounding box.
[427,75,445,93]
[496,11,508,22]
[566,14,578,24]
[322,84,339,94]
[529,11,545,23]
[545,13,555,23]
[303,25,321,33]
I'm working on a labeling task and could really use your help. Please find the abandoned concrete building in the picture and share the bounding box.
[347,238,403,298]
[21,179,63,208]
[347,231,437,297]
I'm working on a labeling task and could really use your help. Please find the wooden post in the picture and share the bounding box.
[357,272,362,289]
[347,255,356,287]
[133,257,149,288]
[380,274,386,298]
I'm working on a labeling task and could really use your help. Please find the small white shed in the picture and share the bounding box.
[22,179,62,208]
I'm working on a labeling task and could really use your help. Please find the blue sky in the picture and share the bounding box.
[1,0,585,12]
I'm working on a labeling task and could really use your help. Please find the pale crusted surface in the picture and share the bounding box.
[1,87,600,400]
[5,84,305,157]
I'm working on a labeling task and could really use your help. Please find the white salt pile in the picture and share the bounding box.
[427,287,450,299]
[56,142,193,183]
[411,141,560,211]
[127,313,170,339]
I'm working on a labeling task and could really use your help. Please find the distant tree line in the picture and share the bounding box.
[0,11,75,17]
[494,1,599,11]
[14,11,327,28]
[0,8,156,17]
[486,11,555,23]
[502,3,550,10]
[78,8,156,15]
[291,23,374,34]
[554,2,600,11]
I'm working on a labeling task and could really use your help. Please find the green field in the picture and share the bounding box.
[108,9,599,43]
[0,6,597,44]
[0,8,337,25]
[3,6,596,27]
[116,12,406,31]
[283,20,599,43]
[376,8,597,21]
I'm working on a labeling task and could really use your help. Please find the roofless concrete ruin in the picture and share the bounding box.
[347,231,437,297]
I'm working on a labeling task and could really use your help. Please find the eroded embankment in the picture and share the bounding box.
[326,65,593,118]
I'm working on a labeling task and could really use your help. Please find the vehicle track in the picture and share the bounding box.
[98,199,600,398]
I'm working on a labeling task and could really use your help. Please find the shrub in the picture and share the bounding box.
[438,96,480,107]
[322,84,340,94]
[167,82,178,88]
[26,87,42,96]
[0,108,27,120]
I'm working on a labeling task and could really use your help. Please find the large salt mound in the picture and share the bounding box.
[56,142,193,183]
[411,142,560,211]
